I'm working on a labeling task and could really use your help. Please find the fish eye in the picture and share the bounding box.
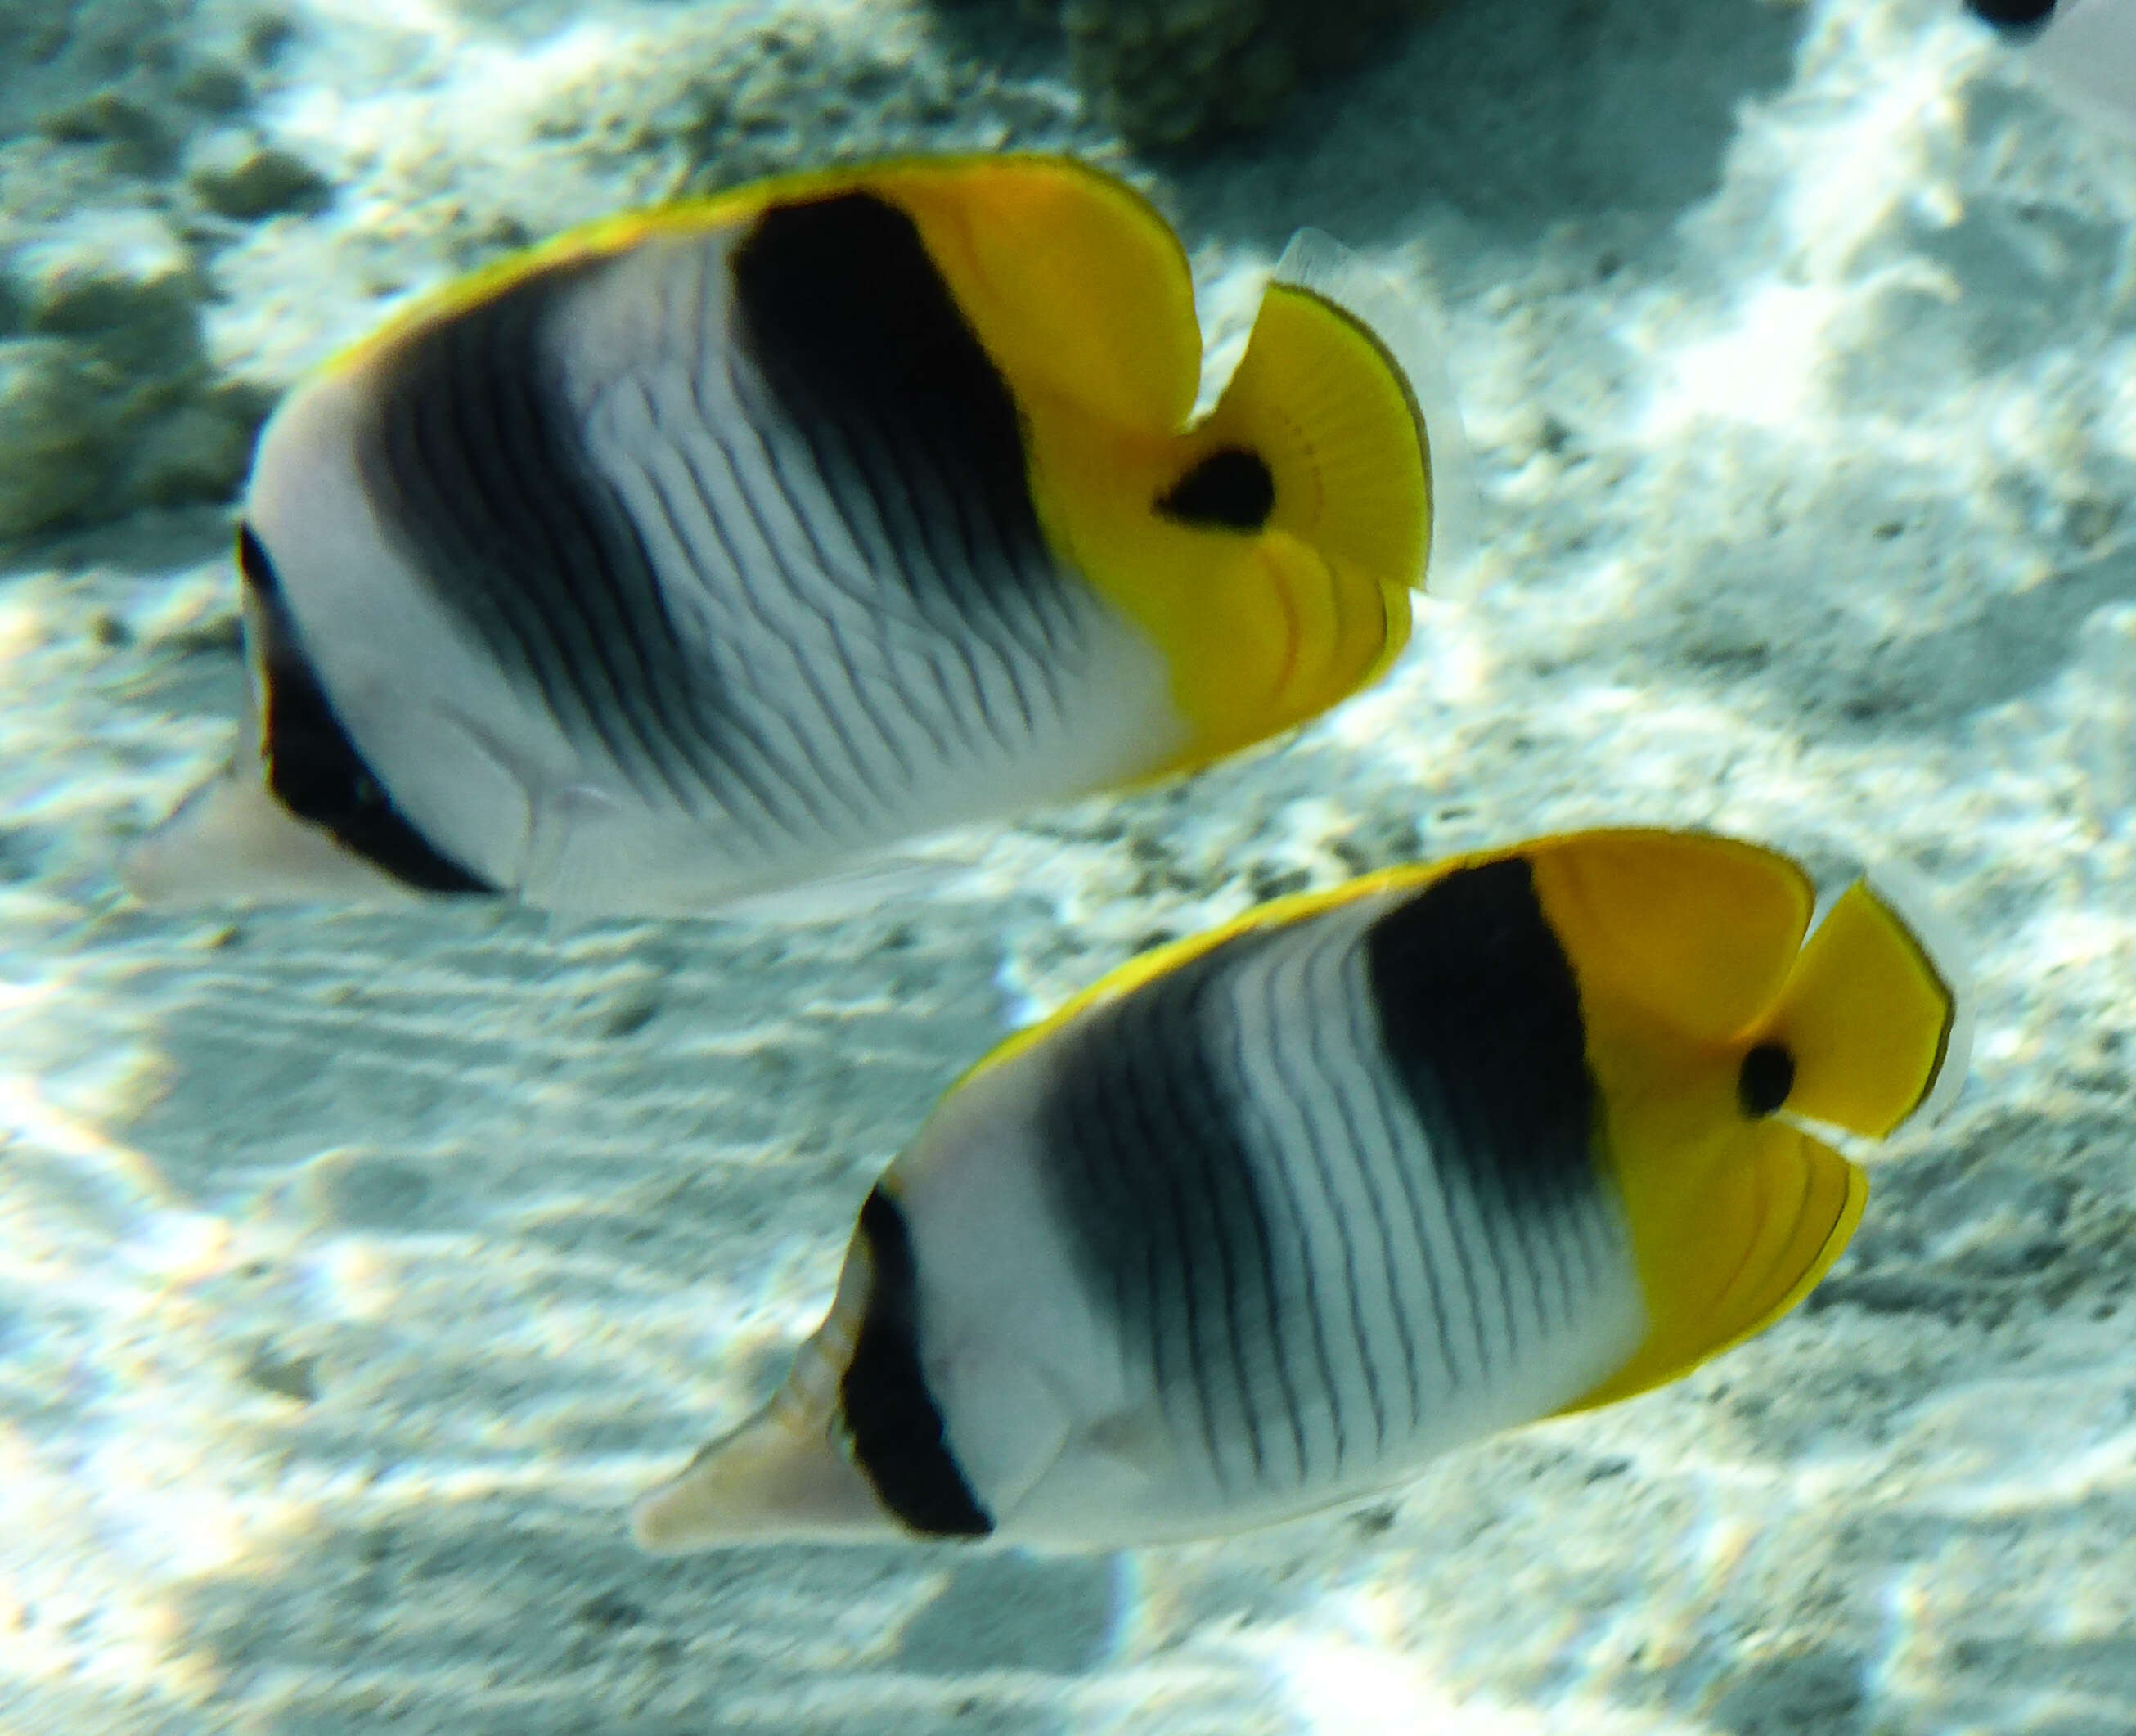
[1156,447,1276,532]
[1965,0,2059,33]
[1738,1041,1796,1118]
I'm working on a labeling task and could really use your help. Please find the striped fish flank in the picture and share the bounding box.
[1024,859,1639,1529]
[125,155,1450,917]
[631,830,1965,1554]
[271,190,1170,910]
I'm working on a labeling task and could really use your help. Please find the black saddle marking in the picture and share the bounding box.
[731,191,1079,677]
[1364,857,1599,1216]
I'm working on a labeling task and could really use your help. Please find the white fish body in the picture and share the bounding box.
[637,861,1656,1550]
[856,893,1644,1547]
[632,830,1963,1554]
[125,157,1449,919]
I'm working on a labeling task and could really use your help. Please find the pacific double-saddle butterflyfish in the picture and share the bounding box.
[633,828,1966,1551]
[123,155,1459,917]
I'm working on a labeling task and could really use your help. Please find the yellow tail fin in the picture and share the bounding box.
[1557,866,1964,1417]
[1266,228,1476,587]
[1113,241,1444,764]
[1190,272,1431,624]
[1004,226,1459,774]
[1765,881,1962,1138]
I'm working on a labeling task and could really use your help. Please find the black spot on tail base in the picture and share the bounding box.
[1738,1041,1796,1118]
[1156,447,1275,532]
[240,525,494,895]
[1965,0,2057,34]
[840,1186,993,1540]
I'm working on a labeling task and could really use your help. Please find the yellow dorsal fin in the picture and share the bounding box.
[323,154,1203,426]
[1560,1119,1865,1414]
[321,165,820,378]
[1763,881,1961,1137]
[1527,830,1815,1042]
[957,853,1468,1090]
[878,157,1202,435]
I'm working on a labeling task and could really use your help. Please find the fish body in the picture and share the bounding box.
[1969,0,2136,139]
[124,156,1449,916]
[635,829,1964,1552]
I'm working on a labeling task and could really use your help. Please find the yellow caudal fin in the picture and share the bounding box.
[985,223,1464,776]
[1562,1119,1865,1414]
[1267,229,1476,588]
[1068,237,1447,767]
[331,154,1207,427]
[1190,253,1433,618]
[1558,862,1966,1419]
[1765,880,1964,1138]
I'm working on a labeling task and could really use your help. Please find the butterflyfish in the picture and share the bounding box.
[633,828,1965,1551]
[1967,0,2136,139]
[123,155,1457,916]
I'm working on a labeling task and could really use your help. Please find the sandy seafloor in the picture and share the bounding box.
[6,0,2136,1730]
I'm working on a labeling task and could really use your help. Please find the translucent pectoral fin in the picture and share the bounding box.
[1765,881,1963,1137]
[715,857,980,926]
[121,763,422,907]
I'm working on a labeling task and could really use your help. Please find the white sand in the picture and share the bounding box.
[4,0,2136,1730]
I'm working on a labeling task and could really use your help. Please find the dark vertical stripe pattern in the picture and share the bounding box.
[1363,859,1600,1256]
[1034,858,1613,1505]
[241,524,495,894]
[349,188,1098,857]
[840,1187,993,1539]
[353,260,718,807]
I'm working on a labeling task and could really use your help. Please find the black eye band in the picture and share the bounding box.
[241,524,496,895]
[839,1186,993,1539]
